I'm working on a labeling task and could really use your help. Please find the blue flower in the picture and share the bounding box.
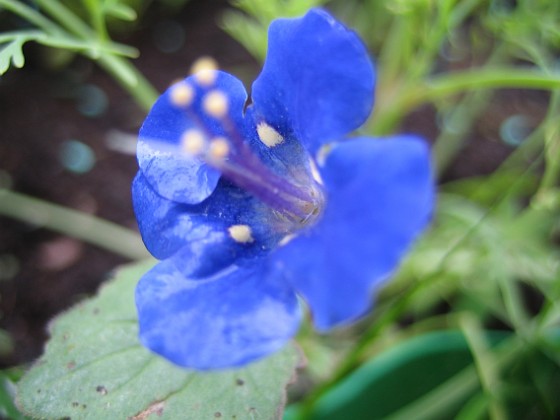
[132,8,434,370]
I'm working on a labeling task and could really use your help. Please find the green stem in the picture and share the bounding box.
[432,89,491,175]
[83,0,109,41]
[35,0,93,39]
[97,53,158,111]
[38,0,158,109]
[0,30,44,43]
[460,314,507,420]
[536,91,560,194]
[0,189,150,260]
[432,45,508,175]
[373,68,560,135]
[0,0,62,35]
[423,68,560,100]
[498,274,531,333]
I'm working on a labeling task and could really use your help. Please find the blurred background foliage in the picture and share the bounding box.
[1,0,559,418]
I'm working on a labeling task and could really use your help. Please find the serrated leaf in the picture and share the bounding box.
[17,260,302,419]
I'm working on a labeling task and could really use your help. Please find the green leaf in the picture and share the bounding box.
[290,330,509,420]
[17,260,302,419]
[104,2,138,22]
[0,371,28,420]
[0,37,27,74]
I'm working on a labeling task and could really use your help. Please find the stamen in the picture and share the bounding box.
[172,79,325,226]
[228,224,254,243]
[208,137,230,161]
[256,122,284,147]
[203,91,229,119]
[191,56,219,86]
[181,129,206,155]
[170,82,194,107]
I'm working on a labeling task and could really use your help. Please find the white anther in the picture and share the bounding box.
[257,122,284,147]
[208,137,230,160]
[180,129,206,155]
[169,82,194,107]
[191,56,219,86]
[228,224,254,243]
[203,90,229,118]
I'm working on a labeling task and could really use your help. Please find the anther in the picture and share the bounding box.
[228,224,254,243]
[208,138,230,161]
[191,56,219,86]
[180,129,206,155]
[203,90,229,118]
[256,122,284,147]
[169,82,194,107]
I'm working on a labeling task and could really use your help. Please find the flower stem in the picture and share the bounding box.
[34,0,93,39]
[372,68,560,135]
[0,189,150,260]
[424,68,560,100]
[0,0,62,35]
[431,89,491,175]
[97,53,158,112]
[535,90,560,196]
[460,314,508,420]
[3,0,158,111]
[33,0,158,111]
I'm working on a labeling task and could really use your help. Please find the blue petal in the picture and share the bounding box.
[251,8,375,154]
[138,71,248,204]
[135,259,301,369]
[270,136,434,330]
[132,171,285,272]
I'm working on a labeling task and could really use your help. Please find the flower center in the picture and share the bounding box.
[169,77,325,228]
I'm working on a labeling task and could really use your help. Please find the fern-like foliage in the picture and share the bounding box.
[0,0,139,76]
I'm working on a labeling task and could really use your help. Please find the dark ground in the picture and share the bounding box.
[0,0,545,368]
[0,0,255,367]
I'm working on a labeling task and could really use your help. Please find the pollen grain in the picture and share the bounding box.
[208,138,230,161]
[203,91,229,119]
[170,83,194,107]
[228,224,254,243]
[257,122,284,147]
[181,130,206,155]
[191,56,219,86]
